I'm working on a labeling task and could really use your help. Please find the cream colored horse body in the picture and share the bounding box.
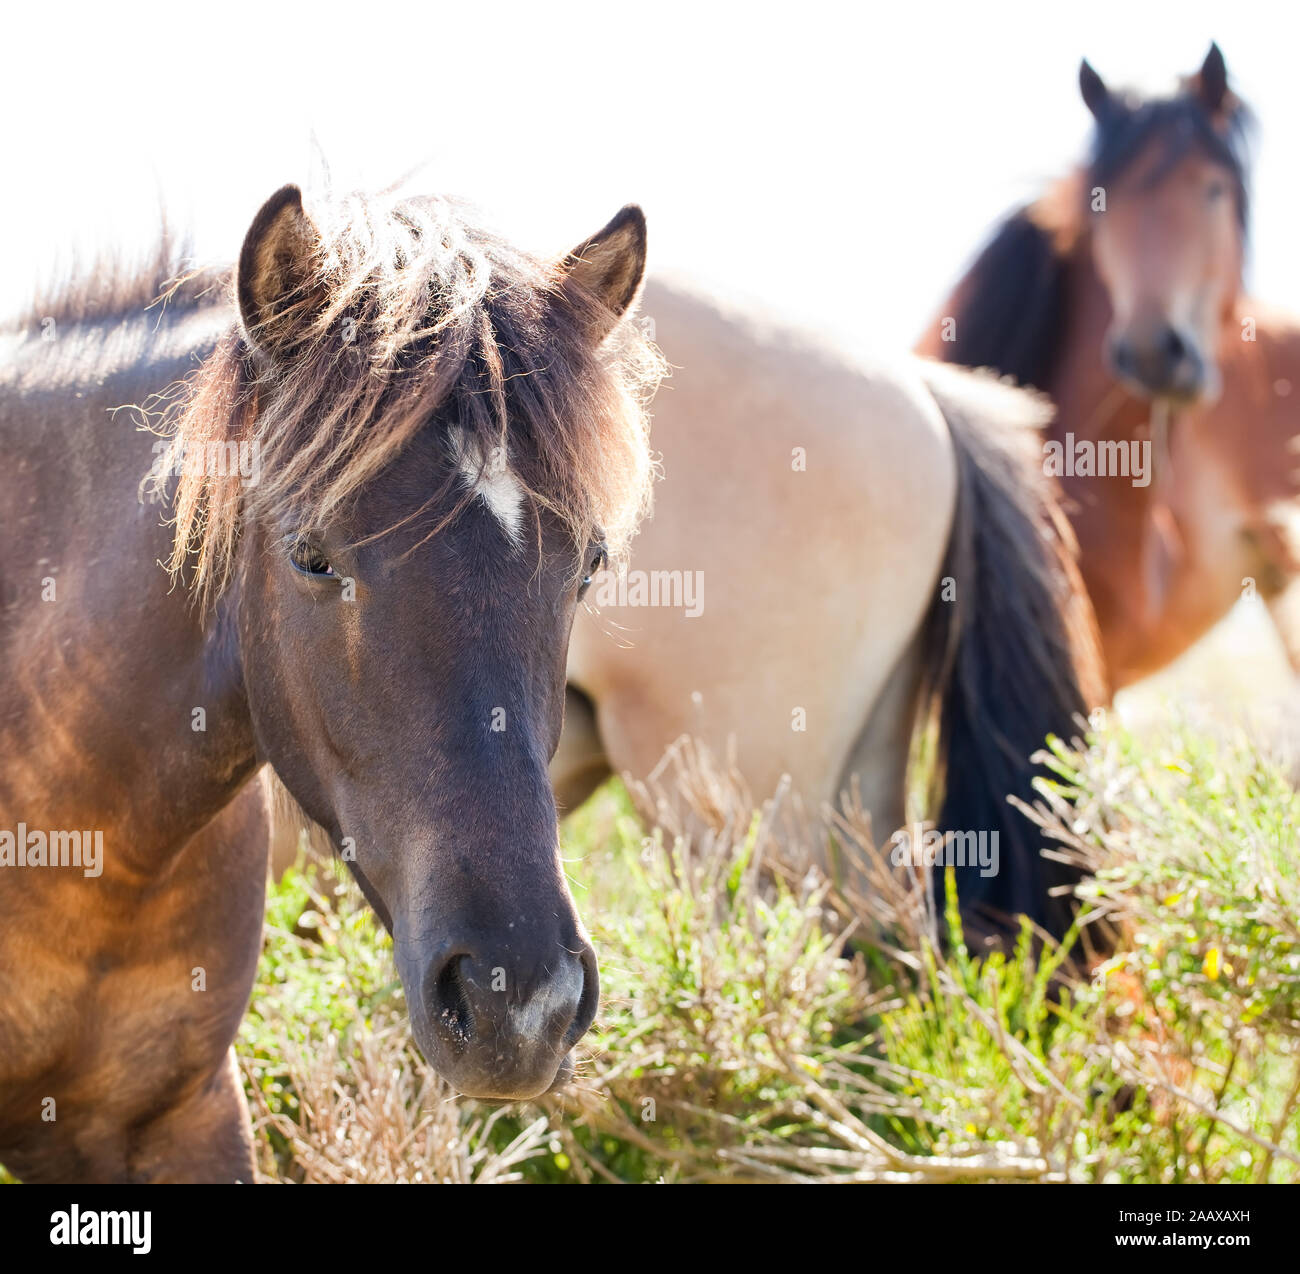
[554,279,1103,941]
[558,281,955,838]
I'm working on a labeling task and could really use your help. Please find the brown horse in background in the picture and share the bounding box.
[0,184,657,1181]
[920,44,1300,691]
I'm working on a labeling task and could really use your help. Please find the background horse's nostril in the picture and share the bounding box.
[1110,337,1137,378]
[432,954,474,1050]
[1162,327,1188,363]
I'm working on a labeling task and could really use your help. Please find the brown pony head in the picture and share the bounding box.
[159,185,660,1100]
[1080,43,1250,403]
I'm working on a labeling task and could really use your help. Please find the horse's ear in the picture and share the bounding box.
[560,205,648,343]
[236,184,321,358]
[1079,58,1111,121]
[1193,42,1229,115]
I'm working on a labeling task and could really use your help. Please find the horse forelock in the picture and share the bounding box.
[1086,88,1254,231]
[154,191,663,607]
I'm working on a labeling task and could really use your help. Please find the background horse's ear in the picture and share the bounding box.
[1079,58,1111,121]
[1192,42,1229,115]
[560,205,648,343]
[237,184,322,359]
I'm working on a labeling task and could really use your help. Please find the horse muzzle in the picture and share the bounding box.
[1108,323,1210,404]
[405,937,599,1101]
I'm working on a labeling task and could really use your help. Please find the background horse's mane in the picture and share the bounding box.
[939,84,1253,394]
[147,190,663,607]
[935,201,1071,394]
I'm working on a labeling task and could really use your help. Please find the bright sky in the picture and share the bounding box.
[4,1,1299,353]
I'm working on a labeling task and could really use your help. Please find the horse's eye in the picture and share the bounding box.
[580,547,607,589]
[288,537,335,577]
[1207,180,1227,202]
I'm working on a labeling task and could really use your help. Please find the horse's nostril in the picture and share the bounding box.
[432,954,474,1051]
[565,945,600,1048]
[1162,327,1188,363]
[1110,337,1136,378]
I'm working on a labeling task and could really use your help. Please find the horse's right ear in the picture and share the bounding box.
[1192,42,1230,116]
[1079,58,1111,121]
[236,184,321,358]
[559,205,648,344]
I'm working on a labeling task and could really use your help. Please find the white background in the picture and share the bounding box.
[3,1,1297,356]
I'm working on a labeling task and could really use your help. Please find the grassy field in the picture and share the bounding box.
[240,688,1300,1183]
[1,608,1294,1186]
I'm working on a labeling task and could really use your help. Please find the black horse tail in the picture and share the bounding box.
[916,362,1107,941]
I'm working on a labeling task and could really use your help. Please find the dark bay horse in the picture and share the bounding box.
[920,44,1300,690]
[0,184,658,1181]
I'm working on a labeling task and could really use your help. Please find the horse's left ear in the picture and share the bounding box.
[1079,58,1112,121]
[560,205,648,343]
[1193,42,1229,115]
[236,184,323,359]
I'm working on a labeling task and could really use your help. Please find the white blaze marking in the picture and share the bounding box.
[449,427,524,543]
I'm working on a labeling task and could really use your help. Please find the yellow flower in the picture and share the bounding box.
[1203,948,1220,981]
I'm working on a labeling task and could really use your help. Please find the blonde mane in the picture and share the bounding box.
[149,190,663,606]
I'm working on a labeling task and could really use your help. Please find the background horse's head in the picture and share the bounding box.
[1080,44,1251,404]
[163,185,659,1099]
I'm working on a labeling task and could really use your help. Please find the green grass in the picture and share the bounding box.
[239,718,1300,1183]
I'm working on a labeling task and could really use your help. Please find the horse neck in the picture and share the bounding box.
[140,586,261,861]
[0,312,260,873]
[113,366,262,868]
